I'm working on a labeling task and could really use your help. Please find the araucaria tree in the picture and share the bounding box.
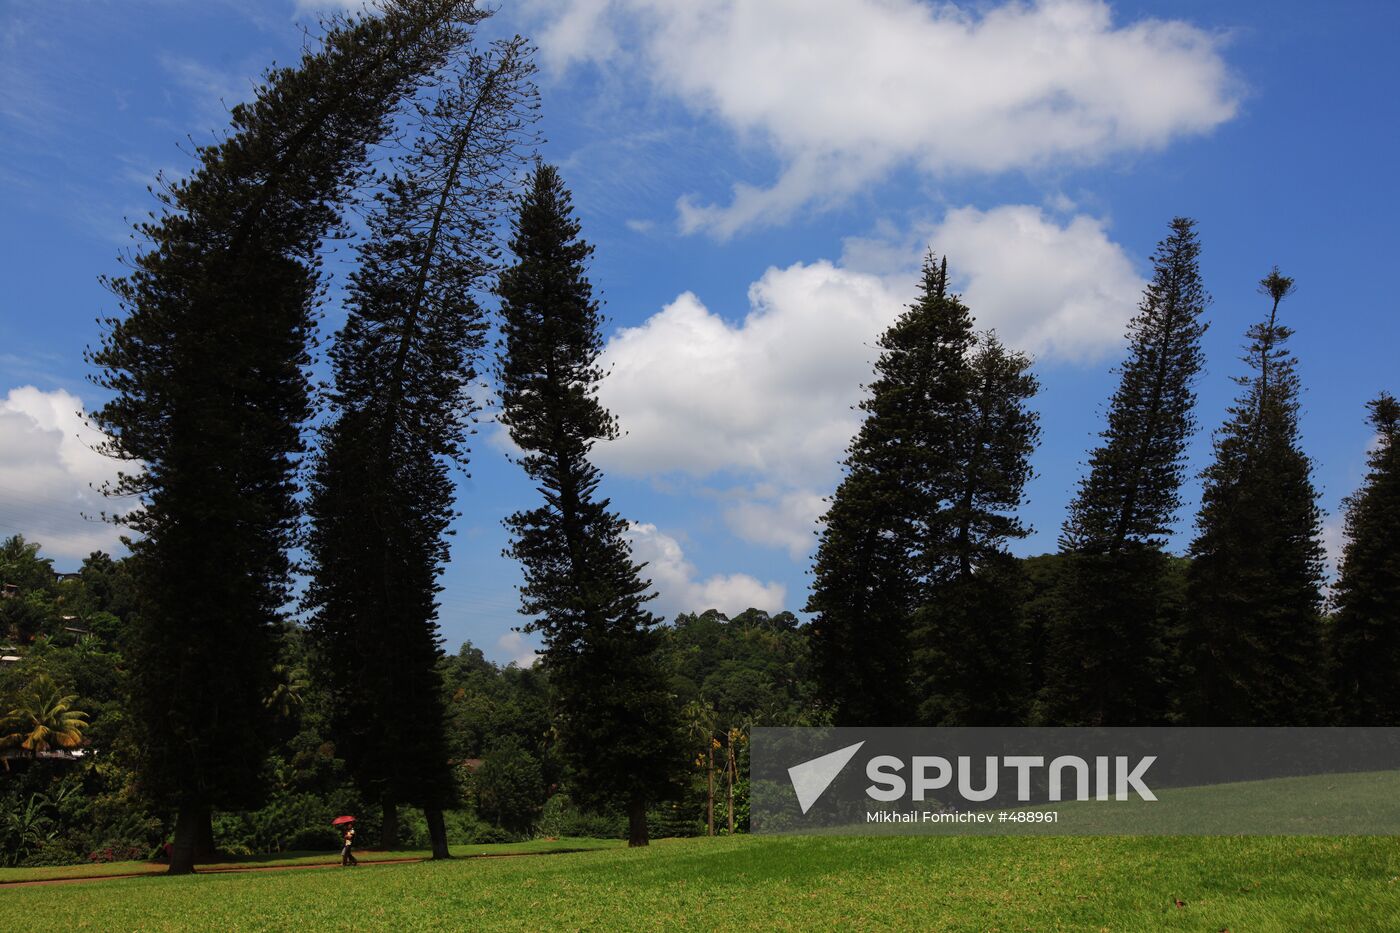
[1040,217,1209,726]
[304,36,537,858]
[1330,391,1400,724]
[808,256,1040,726]
[1180,269,1329,725]
[496,164,681,847]
[807,256,973,725]
[913,334,1040,725]
[87,1,476,874]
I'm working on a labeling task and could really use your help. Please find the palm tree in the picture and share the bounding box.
[1,674,89,758]
[683,699,719,836]
[264,664,310,720]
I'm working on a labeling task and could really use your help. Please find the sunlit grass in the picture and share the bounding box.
[3,834,1397,931]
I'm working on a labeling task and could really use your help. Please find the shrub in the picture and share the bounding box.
[474,737,545,835]
[20,839,85,867]
[536,794,623,839]
[86,845,147,864]
[287,826,340,852]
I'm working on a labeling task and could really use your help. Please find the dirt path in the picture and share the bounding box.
[1,848,595,888]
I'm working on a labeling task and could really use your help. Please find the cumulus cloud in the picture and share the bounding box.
[598,261,898,487]
[722,488,828,561]
[526,0,618,72]
[532,0,1238,237]
[597,206,1139,482]
[927,205,1145,362]
[626,522,786,618]
[0,386,128,561]
[595,205,1143,557]
[495,630,541,668]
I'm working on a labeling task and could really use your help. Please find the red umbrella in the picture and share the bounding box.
[331,815,356,826]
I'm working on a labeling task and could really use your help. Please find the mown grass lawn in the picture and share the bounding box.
[0,837,620,885]
[2,834,1398,931]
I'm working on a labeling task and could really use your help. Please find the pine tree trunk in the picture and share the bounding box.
[167,801,205,875]
[425,807,450,860]
[379,798,399,850]
[627,796,649,847]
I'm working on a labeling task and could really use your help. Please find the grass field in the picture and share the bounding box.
[828,769,1400,837]
[0,838,620,885]
[2,834,1398,931]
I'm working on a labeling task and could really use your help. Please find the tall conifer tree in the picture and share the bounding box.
[1181,269,1329,725]
[304,36,537,857]
[1331,391,1400,724]
[88,1,477,874]
[914,335,1040,724]
[807,256,974,725]
[1039,218,1209,726]
[496,164,681,846]
[808,256,1039,726]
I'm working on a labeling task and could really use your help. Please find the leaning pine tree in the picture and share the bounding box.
[87,1,476,875]
[1181,269,1330,725]
[496,164,681,847]
[304,36,537,858]
[1039,217,1209,726]
[807,255,975,725]
[1330,391,1400,724]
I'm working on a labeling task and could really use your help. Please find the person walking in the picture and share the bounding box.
[341,823,358,867]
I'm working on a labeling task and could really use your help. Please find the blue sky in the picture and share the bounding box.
[2,0,1397,665]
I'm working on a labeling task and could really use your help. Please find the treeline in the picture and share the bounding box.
[809,219,1400,730]
[0,539,806,865]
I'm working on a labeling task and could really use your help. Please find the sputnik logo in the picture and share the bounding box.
[788,741,865,814]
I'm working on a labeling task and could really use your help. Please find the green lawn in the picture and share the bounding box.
[834,769,1400,837]
[2,835,1397,931]
[0,837,619,885]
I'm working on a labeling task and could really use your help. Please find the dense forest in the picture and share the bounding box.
[3,0,1398,871]
[0,538,811,865]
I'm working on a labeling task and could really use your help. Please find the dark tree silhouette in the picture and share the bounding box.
[87,1,478,874]
[1331,391,1400,724]
[305,33,537,860]
[1181,268,1329,725]
[807,256,972,725]
[914,334,1040,725]
[496,164,681,847]
[808,255,1039,726]
[1040,218,1209,726]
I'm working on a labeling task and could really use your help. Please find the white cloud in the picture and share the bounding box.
[598,261,897,487]
[626,522,786,619]
[0,386,128,561]
[526,0,618,73]
[841,205,1145,362]
[722,488,827,561]
[533,0,1238,237]
[596,205,1143,557]
[598,206,1139,482]
[926,205,1145,362]
[494,630,541,667]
